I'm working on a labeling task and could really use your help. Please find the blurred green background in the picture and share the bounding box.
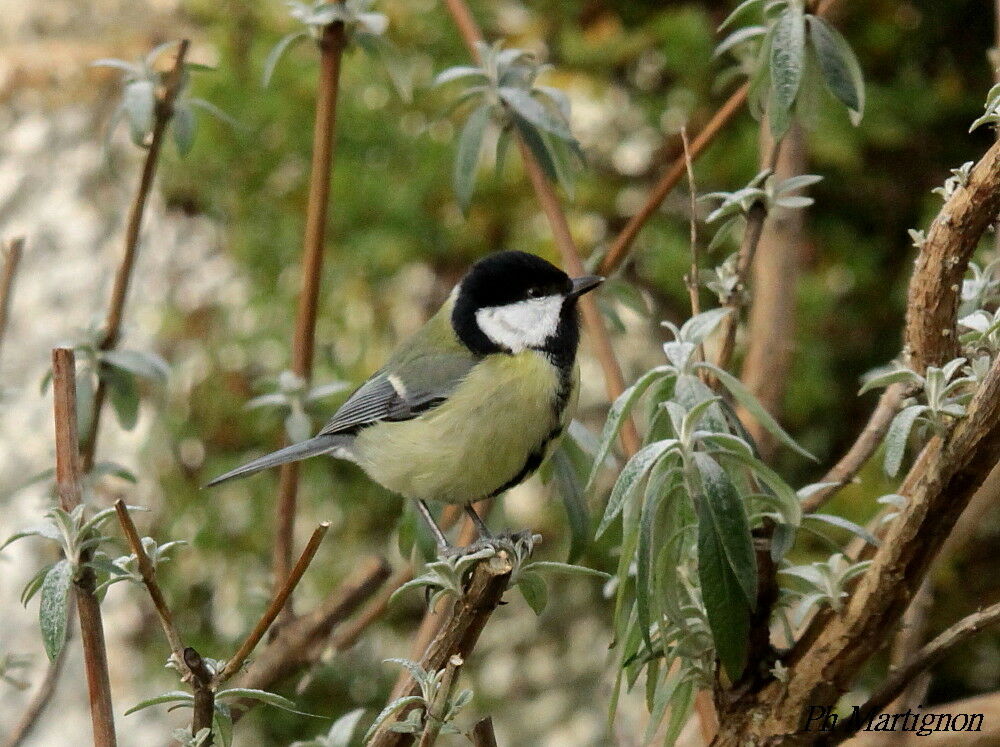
[2,0,999,744]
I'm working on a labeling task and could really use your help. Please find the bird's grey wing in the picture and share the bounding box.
[317,352,477,435]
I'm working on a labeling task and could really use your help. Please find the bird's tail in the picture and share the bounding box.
[204,434,352,488]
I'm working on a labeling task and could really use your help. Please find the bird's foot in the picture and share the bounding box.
[438,529,540,561]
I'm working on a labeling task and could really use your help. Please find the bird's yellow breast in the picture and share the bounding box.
[352,351,576,504]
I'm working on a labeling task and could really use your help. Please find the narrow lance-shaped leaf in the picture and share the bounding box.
[692,453,756,681]
[517,572,547,615]
[596,440,677,539]
[39,560,74,661]
[453,103,492,212]
[883,405,927,478]
[697,362,816,461]
[808,16,865,125]
[770,3,806,115]
[262,30,309,88]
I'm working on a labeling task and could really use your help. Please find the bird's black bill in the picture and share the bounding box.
[569,275,604,298]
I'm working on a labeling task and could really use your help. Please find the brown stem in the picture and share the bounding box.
[185,647,216,743]
[229,556,391,720]
[52,349,117,747]
[471,717,499,747]
[680,129,701,320]
[113,500,185,665]
[83,40,189,471]
[218,522,330,683]
[0,236,24,363]
[369,551,514,747]
[830,600,1000,743]
[417,654,463,747]
[273,20,346,594]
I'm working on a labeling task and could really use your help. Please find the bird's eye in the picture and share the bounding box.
[527,287,541,298]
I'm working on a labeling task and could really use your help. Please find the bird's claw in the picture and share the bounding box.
[437,529,540,560]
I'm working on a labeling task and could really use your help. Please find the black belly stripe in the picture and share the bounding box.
[488,425,564,498]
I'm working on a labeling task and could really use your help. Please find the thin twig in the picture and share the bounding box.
[680,129,701,319]
[218,522,330,683]
[113,500,185,665]
[471,717,499,747]
[52,349,117,747]
[417,654,463,747]
[713,140,782,374]
[83,39,190,471]
[0,236,24,363]
[830,600,1000,743]
[370,551,514,747]
[229,556,391,721]
[274,19,347,595]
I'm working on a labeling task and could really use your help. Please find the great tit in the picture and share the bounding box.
[207,250,603,550]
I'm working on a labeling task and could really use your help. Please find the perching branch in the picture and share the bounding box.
[51,348,117,747]
[185,647,216,740]
[0,236,24,363]
[274,18,347,594]
[442,0,641,455]
[369,551,515,747]
[83,39,189,471]
[831,600,1000,743]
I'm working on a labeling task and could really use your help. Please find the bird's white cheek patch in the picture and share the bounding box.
[475,295,563,352]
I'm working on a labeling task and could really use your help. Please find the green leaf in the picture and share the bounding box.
[550,446,590,562]
[521,561,609,580]
[718,0,766,32]
[324,708,365,747]
[512,114,559,184]
[123,80,155,145]
[453,103,491,212]
[693,453,756,681]
[434,65,487,86]
[21,564,54,607]
[517,571,547,615]
[172,104,196,155]
[39,560,74,661]
[101,364,139,431]
[807,16,865,124]
[806,513,880,547]
[124,690,195,715]
[1,525,62,553]
[769,3,806,119]
[697,363,815,461]
[585,366,673,493]
[101,349,169,382]
[858,368,917,395]
[362,695,425,743]
[642,670,680,745]
[884,405,926,478]
[216,688,317,716]
[498,87,573,141]
[714,450,801,527]
[263,30,309,87]
[597,440,678,539]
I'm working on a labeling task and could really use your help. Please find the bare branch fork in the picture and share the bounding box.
[114,497,342,739]
[83,39,190,472]
[274,17,348,595]
[52,349,117,747]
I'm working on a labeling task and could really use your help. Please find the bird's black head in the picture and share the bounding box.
[451,250,603,359]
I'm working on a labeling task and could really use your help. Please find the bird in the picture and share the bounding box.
[207,250,603,553]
